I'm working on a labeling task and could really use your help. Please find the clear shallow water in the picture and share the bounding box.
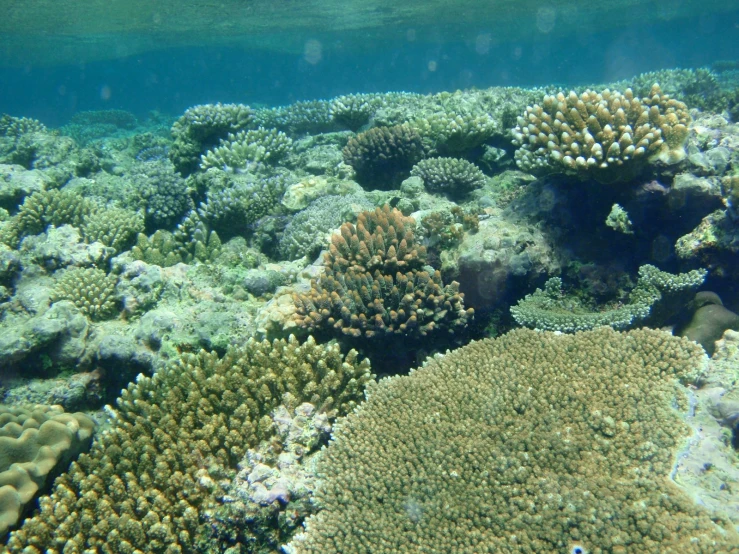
[1,7,738,124]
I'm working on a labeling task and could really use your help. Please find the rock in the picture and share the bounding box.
[678,292,739,356]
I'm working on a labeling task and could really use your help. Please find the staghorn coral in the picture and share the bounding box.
[5,336,373,553]
[288,327,738,553]
[510,264,706,332]
[342,124,425,190]
[200,128,293,172]
[512,84,691,183]
[292,205,472,339]
[169,103,254,175]
[410,157,486,198]
[0,405,95,538]
[51,267,118,321]
[411,104,497,155]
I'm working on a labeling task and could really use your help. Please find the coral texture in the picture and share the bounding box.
[410,157,486,198]
[293,205,472,338]
[51,267,119,321]
[512,85,690,182]
[510,265,706,332]
[5,337,373,553]
[342,124,425,189]
[288,327,738,553]
[169,103,254,175]
[0,405,94,538]
[200,128,292,171]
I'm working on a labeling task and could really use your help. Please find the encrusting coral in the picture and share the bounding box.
[0,405,95,538]
[5,336,373,553]
[287,327,738,553]
[512,84,690,182]
[292,205,472,339]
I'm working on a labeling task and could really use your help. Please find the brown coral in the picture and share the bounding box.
[342,124,425,189]
[293,206,472,340]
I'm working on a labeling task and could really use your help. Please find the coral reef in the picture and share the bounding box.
[5,337,372,553]
[50,267,118,321]
[279,194,374,261]
[254,101,337,136]
[292,205,472,339]
[510,264,706,332]
[342,124,425,189]
[0,405,94,537]
[200,128,293,172]
[169,103,254,175]
[410,157,486,199]
[287,327,738,553]
[329,94,383,131]
[132,160,193,231]
[512,85,691,182]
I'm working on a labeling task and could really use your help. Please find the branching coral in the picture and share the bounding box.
[292,205,472,339]
[51,267,118,321]
[5,337,373,553]
[510,264,706,332]
[329,94,383,132]
[288,327,738,553]
[342,124,425,190]
[512,84,690,182]
[200,128,293,171]
[169,103,254,175]
[410,157,486,198]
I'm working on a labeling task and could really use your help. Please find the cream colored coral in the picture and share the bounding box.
[289,328,737,553]
[512,84,690,182]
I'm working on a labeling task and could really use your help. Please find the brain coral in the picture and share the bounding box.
[5,336,373,553]
[0,405,95,538]
[288,327,738,553]
[512,84,690,183]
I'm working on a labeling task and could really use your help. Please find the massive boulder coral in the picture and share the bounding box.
[287,327,738,553]
[292,205,472,339]
[5,336,373,553]
[512,84,690,182]
[0,405,95,538]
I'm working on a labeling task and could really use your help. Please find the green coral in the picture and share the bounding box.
[200,128,293,171]
[329,94,383,131]
[81,206,144,253]
[605,203,634,234]
[288,327,737,553]
[510,264,706,332]
[5,337,373,553]
[14,189,94,240]
[342,124,425,190]
[410,157,486,198]
[0,115,47,138]
[132,160,193,231]
[170,103,254,175]
[411,100,497,155]
[630,68,726,113]
[51,267,118,321]
[512,85,691,182]
[253,100,336,136]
